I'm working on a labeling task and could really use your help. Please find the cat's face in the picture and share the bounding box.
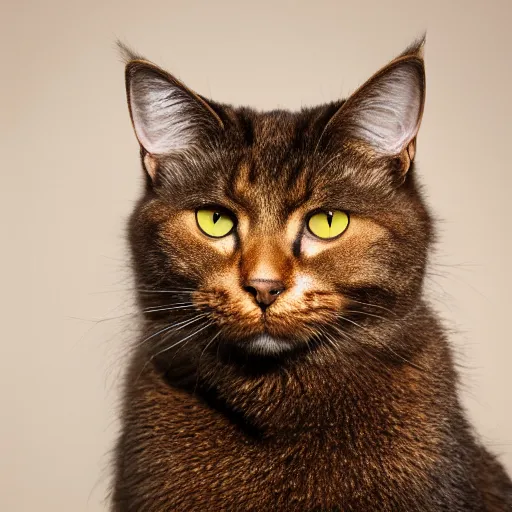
[124,41,431,359]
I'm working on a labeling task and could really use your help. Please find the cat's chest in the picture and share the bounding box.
[118,363,482,511]
[129,394,435,511]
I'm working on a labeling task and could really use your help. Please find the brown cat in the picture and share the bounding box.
[112,39,512,511]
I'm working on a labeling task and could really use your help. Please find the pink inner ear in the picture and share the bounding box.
[338,61,425,156]
[143,154,158,180]
[129,70,196,155]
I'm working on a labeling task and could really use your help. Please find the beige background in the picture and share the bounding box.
[1,0,511,510]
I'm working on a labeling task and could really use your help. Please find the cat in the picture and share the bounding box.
[112,39,512,511]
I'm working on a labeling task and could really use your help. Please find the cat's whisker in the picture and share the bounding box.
[71,302,203,323]
[142,301,195,309]
[151,322,214,361]
[90,287,198,295]
[68,312,139,324]
[336,315,428,373]
[149,315,216,356]
[194,329,223,391]
[318,328,337,352]
[169,323,219,368]
[300,326,317,357]
[142,299,212,314]
[137,288,197,294]
[344,310,388,322]
[344,298,397,316]
[323,325,386,381]
[139,313,210,347]
[198,329,222,368]
[134,320,213,385]
[143,304,199,314]
[111,313,210,370]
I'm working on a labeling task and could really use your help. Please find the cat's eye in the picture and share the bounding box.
[307,210,349,240]
[196,208,235,238]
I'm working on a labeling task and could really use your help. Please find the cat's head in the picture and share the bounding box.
[123,39,432,361]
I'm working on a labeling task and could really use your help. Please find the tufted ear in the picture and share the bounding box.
[123,52,223,179]
[321,38,426,174]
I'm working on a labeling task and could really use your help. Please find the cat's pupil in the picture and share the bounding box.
[212,212,221,224]
[326,211,333,227]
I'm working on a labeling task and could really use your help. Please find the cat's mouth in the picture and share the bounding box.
[194,285,342,355]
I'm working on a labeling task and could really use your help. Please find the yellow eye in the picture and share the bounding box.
[196,208,235,238]
[307,210,349,240]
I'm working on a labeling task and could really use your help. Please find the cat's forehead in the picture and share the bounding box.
[229,159,309,221]
[158,105,370,215]
[224,110,321,216]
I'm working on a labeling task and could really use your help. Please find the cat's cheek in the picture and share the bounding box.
[200,238,237,259]
[159,210,236,269]
[300,216,390,283]
[300,238,332,258]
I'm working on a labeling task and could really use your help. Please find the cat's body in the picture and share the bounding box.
[115,304,510,511]
[112,41,512,511]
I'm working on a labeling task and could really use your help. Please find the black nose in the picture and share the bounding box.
[244,279,286,309]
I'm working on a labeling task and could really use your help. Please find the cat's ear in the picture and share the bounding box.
[320,38,426,175]
[123,54,223,179]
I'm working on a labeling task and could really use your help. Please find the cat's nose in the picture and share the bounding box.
[243,279,286,309]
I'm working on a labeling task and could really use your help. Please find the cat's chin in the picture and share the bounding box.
[245,334,295,356]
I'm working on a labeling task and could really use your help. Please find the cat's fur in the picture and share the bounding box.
[112,39,512,511]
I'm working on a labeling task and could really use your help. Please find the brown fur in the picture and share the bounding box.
[112,40,512,511]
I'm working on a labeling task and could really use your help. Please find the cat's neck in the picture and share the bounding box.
[152,302,456,438]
